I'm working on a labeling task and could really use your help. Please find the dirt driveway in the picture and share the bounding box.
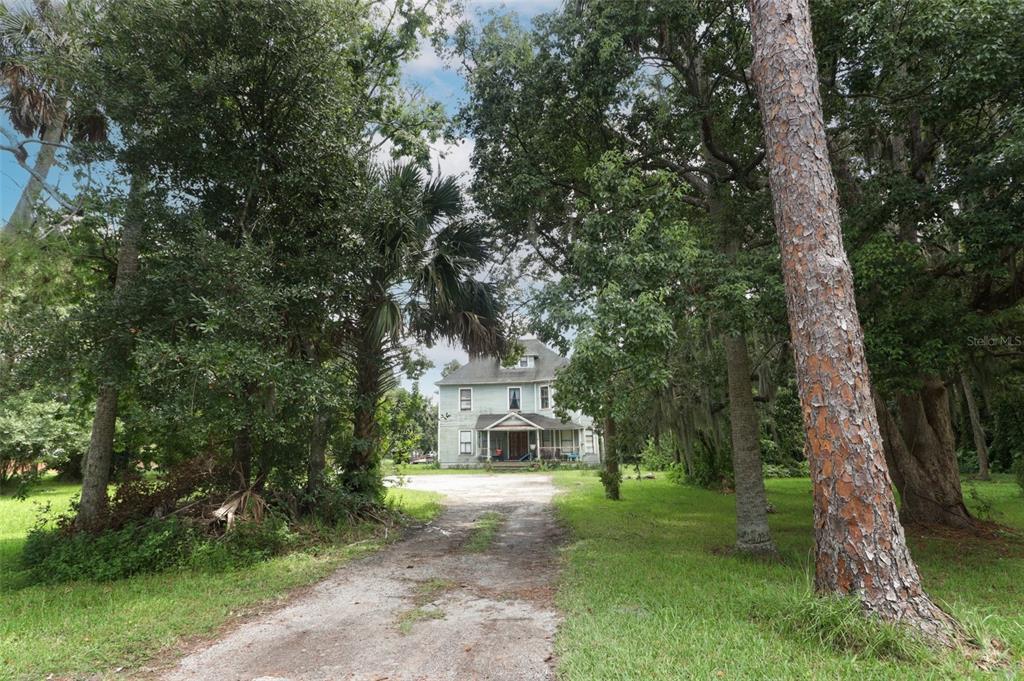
[162,474,564,681]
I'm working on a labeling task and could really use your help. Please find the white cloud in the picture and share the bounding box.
[405,43,446,76]
[429,137,475,184]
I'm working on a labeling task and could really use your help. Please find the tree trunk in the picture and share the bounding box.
[79,384,118,527]
[306,411,329,498]
[960,370,990,481]
[303,342,330,498]
[602,415,621,500]
[723,333,776,554]
[891,378,975,528]
[4,105,68,236]
[77,180,143,529]
[748,0,959,641]
[232,427,253,488]
[873,388,906,494]
[347,335,384,497]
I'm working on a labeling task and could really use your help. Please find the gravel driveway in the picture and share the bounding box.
[162,474,564,681]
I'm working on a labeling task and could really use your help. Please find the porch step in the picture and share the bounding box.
[488,461,537,469]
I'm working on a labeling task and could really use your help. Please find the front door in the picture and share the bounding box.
[508,431,528,461]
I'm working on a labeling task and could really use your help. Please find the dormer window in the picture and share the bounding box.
[502,355,535,370]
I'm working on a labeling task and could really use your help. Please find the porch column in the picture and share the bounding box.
[486,430,491,462]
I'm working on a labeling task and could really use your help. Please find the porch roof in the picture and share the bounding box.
[474,412,583,431]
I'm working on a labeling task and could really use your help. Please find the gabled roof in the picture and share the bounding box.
[474,412,583,430]
[436,338,567,386]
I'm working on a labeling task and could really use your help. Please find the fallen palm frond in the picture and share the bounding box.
[212,487,267,529]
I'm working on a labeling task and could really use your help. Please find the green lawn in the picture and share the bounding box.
[0,481,442,681]
[551,471,1024,680]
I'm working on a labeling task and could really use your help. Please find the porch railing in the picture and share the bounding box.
[473,446,588,462]
[537,446,583,462]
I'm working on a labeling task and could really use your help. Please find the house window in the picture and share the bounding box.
[459,430,473,455]
[539,385,551,409]
[585,430,594,453]
[459,387,472,411]
[518,356,530,368]
[508,387,522,411]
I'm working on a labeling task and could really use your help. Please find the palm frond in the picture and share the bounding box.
[432,220,489,269]
[406,278,507,358]
[369,297,403,344]
[421,174,463,222]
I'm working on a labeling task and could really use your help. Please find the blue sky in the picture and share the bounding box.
[0,0,561,398]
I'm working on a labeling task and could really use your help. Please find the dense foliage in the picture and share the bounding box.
[0,0,505,576]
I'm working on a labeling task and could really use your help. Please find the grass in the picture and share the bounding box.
[463,511,504,552]
[0,480,443,681]
[396,605,446,634]
[550,470,1024,680]
[395,578,456,634]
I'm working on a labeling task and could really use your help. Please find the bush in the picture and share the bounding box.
[957,447,979,475]
[687,440,731,489]
[1014,455,1024,495]
[639,437,675,471]
[23,511,298,583]
[0,395,89,492]
[314,483,392,527]
[23,516,199,583]
[188,516,295,571]
[763,459,811,479]
[666,463,687,485]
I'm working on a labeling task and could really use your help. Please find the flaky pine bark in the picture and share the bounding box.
[3,104,68,237]
[77,181,143,529]
[723,333,776,554]
[960,370,990,481]
[748,0,959,640]
[602,415,621,500]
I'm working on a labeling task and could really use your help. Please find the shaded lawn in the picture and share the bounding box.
[0,481,442,681]
[552,471,1024,680]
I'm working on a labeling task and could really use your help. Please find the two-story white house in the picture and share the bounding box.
[435,339,602,467]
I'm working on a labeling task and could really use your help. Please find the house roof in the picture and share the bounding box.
[474,412,583,430]
[436,338,568,386]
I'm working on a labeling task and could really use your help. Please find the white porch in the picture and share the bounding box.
[470,412,598,464]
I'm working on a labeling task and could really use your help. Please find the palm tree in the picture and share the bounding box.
[344,163,506,496]
[1,1,105,237]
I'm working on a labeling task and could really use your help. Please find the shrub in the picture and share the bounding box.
[188,516,295,571]
[639,437,675,471]
[957,447,979,475]
[314,484,392,527]
[22,516,198,583]
[1014,455,1024,495]
[22,509,297,583]
[763,460,811,479]
[686,440,731,489]
[666,463,687,485]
